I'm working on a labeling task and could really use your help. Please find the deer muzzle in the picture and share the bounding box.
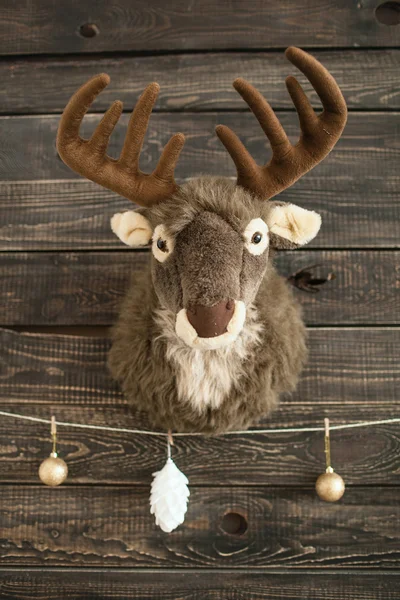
[175,300,246,350]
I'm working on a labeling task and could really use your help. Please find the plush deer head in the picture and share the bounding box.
[57,47,346,350]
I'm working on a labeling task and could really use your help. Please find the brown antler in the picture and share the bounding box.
[216,47,347,200]
[57,74,185,206]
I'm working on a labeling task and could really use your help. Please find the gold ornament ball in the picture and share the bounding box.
[39,455,68,486]
[315,471,345,502]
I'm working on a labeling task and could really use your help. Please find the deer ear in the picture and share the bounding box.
[111,211,153,247]
[266,203,321,248]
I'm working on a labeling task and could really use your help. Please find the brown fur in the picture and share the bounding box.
[108,177,308,434]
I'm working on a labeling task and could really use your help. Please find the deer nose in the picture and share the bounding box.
[186,300,235,338]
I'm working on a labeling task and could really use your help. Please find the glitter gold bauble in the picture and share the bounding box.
[315,469,345,502]
[38,453,68,486]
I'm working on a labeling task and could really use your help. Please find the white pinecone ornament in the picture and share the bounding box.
[150,457,190,533]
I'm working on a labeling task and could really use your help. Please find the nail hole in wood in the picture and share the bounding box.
[79,23,100,38]
[221,512,248,536]
[375,2,400,25]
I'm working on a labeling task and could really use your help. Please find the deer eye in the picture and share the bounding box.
[244,218,269,256]
[157,238,168,252]
[152,224,174,263]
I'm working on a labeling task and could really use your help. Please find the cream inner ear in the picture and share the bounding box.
[267,204,321,246]
[110,211,153,247]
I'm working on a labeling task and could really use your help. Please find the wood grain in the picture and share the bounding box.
[0,1,398,592]
[1,112,398,250]
[1,251,398,325]
[1,113,398,184]
[1,328,397,407]
[1,569,399,599]
[1,50,399,114]
[0,327,399,485]
[1,402,400,486]
[0,0,399,55]
[2,178,399,250]
[0,485,400,567]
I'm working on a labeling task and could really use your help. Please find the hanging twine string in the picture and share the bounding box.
[0,410,399,437]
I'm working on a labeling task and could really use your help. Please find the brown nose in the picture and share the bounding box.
[187,300,235,338]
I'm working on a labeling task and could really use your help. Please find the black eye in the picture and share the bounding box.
[251,232,262,244]
[157,238,168,252]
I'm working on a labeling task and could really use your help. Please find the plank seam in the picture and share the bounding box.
[1,45,400,62]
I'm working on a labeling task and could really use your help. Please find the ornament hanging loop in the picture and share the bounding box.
[167,429,174,460]
[324,417,333,474]
[51,415,58,458]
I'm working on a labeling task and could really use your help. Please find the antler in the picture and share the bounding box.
[216,47,347,200]
[57,74,185,207]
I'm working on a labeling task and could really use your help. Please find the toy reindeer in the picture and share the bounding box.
[57,47,347,434]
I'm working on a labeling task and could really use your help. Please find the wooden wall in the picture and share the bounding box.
[0,1,399,598]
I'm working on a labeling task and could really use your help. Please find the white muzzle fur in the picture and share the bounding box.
[175,300,246,350]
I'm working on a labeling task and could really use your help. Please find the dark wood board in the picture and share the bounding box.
[1,327,397,407]
[0,327,399,485]
[0,485,400,567]
[1,251,398,326]
[1,112,398,185]
[1,50,400,114]
[0,112,398,251]
[1,569,400,599]
[1,402,400,486]
[2,177,399,250]
[0,0,399,55]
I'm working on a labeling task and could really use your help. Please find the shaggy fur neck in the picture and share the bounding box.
[153,304,264,412]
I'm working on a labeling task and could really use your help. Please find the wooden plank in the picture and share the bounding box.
[2,178,399,250]
[0,251,398,325]
[0,327,399,485]
[1,569,399,599]
[1,112,398,250]
[1,402,400,486]
[0,485,399,567]
[1,327,397,407]
[0,0,399,55]
[1,50,400,114]
[1,112,398,184]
